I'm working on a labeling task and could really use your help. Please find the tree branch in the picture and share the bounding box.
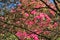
[53,0,60,12]
[0,20,51,40]
[40,0,60,16]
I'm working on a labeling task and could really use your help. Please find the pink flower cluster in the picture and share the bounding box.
[16,31,39,40]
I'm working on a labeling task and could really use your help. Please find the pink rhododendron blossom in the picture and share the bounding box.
[44,22,49,27]
[16,31,28,40]
[38,22,43,27]
[25,13,29,17]
[39,13,45,20]
[34,16,40,23]
[35,15,41,19]
[30,34,38,38]
[34,13,45,21]
[37,29,43,34]
[44,14,51,21]
[15,21,20,24]
[22,31,27,38]
[53,22,58,27]
[16,31,22,38]
[0,16,4,20]
[31,10,36,14]
[19,18,26,21]
[25,20,34,26]
[49,3,56,10]
[35,5,41,8]
[34,17,37,23]
[34,29,43,34]
[16,31,39,40]
[34,37,39,40]
[43,31,50,35]
[38,21,46,27]
[27,36,31,39]
[46,19,51,23]
[49,9,55,16]
[30,34,39,40]
[49,24,54,29]
[22,18,26,21]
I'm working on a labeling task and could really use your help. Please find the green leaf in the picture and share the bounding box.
[56,37,60,40]
[0,32,19,40]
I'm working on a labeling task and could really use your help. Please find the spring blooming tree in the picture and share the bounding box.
[0,0,60,40]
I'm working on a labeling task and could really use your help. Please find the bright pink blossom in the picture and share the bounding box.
[43,31,50,35]
[39,13,45,20]
[22,31,27,38]
[25,13,29,17]
[30,34,39,40]
[31,10,36,14]
[16,31,28,40]
[35,5,41,8]
[34,37,39,40]
[49,9,55,16]
[0,16,4,20]
[30,34,38,38]
[16,31,22,38]
[44,14,51,21]
[34,13,45,21]
[15,21,20,24]
[53,22,58,28]
[25,20,34,26]
[34,29,43,34]
[35,15,40,19]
